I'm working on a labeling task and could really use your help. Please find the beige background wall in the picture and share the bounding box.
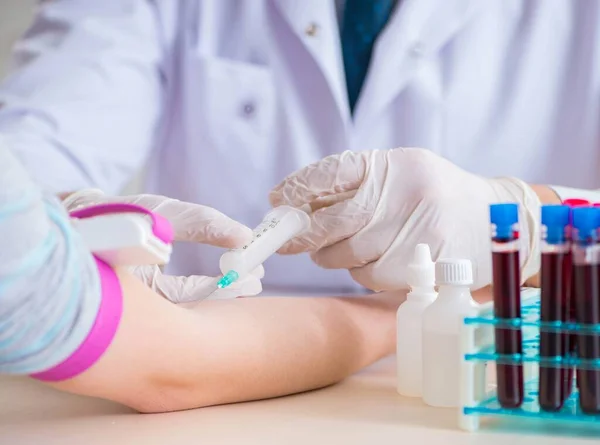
[0,0,143,194]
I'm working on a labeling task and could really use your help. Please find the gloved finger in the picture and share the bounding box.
[114,194,253,248]
[277,191,373,254]
[61,188,106,212]
[204,267,263,300]
[310,236,368,269]
[310,199,416,269]
[249,264,265,279]
[204,274,263,301]
[153,274,219,303]
[129,264,211,302]
[269,150,370,208]
[132,264,262,304]
[349,256,409,293]
[304,190,358,212]
[127,264,202,302]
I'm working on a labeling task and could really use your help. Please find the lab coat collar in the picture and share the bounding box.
[272,0,351,127]
[353,0,484,128]
[272,0,483,130]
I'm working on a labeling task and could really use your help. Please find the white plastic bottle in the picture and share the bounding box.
[396,244,437,397]
[422,258,479,408]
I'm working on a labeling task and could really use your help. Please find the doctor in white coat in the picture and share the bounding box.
[1,0,599,296]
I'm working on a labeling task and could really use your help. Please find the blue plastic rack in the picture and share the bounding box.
[459,288,600,432]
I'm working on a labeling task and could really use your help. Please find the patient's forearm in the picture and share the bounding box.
[180,292,401,408]
[49,271,402,413]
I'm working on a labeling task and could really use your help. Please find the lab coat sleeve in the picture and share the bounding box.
[0,0,165,194]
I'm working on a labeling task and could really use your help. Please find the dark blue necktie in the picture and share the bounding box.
[341,0,397,113]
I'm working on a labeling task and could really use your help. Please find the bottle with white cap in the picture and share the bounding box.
[396,244,437,397]
[422,258,479,408]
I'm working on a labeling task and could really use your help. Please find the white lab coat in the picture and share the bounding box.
[1,0,599,293]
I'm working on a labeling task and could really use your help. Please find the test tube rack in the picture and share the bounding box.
[459,288,600,432]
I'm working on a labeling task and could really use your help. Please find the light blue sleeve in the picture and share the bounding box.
[0,139,101,375]
[0,0,166,194]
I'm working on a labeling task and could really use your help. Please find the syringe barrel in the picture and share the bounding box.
[219,205,311,278]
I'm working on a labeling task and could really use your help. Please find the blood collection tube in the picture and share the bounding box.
[539,205,571,411]
[571,207,600,414]
[490,203,524,409]
[565,199,590,396]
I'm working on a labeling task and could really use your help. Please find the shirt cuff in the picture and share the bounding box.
[548,186,600,204]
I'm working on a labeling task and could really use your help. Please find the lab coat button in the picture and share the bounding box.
[305,23,319,37]
[241,102,256,118]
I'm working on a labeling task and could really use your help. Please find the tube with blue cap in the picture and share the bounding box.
[539,204,572,411]
[489,203,524,409]
[571,206,600,414]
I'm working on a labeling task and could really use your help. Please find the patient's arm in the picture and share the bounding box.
[49,270,403,413]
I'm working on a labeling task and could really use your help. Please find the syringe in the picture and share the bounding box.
[217,205,311,288]
[216,191,356,289]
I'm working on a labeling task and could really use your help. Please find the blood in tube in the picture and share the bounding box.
[539,205,571,411]
[565,199,590,395]
[571,206,600,414]
[490,203,524,409]
[562,249,575,400]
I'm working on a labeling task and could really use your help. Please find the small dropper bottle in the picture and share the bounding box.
[422,258,479,408]
[396,244,437,397]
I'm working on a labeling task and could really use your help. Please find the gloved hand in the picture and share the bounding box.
[269,148,541,291]
[127,264,263,303]
[62,189,263,303]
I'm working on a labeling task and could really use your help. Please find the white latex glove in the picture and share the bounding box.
[62,189,264,303]
[269,148,541,291]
